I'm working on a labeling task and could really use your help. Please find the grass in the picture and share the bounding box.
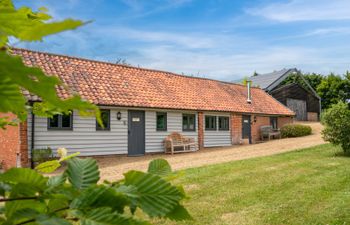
[153,144,350,225]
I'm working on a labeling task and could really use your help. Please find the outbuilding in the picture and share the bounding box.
[249,68,321,121]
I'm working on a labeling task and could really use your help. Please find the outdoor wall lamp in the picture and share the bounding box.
[117,111,122,120]
[253,116,257,123]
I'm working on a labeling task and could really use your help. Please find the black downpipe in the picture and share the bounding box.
[30,110,35,169]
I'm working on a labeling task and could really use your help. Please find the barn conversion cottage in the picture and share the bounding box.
[0,49,294,169]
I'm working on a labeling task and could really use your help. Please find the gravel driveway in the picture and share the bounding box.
[97,122,325,181]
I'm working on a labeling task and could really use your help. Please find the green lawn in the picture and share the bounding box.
[154,144,350,225]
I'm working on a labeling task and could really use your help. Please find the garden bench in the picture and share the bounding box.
[260,125,281,141]
[164,132,196,154]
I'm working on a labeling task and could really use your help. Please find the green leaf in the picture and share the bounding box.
[165,204,192,221]
[67,158,100,190]
[35,160,61,173]
[36,214,72,225]
[59,152,80,162]
[75,207,150,225]
[47,173,67,188]
[124,171,185,218]
[71,185,128,213]
[147,159,172,177]
[9,208,40,224]
[0,182,11,196]
[0,168,47,191]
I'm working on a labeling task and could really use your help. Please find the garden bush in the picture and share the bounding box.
[281,124,312,138]
[0,150,191,224]
[32,147,53,164]
[321,101,350,152]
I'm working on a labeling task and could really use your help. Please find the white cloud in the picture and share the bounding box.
[246,0,350,22]
[119,0,192,19]
[95,27,220,49]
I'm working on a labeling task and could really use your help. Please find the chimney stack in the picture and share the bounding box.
[247,80,252,104]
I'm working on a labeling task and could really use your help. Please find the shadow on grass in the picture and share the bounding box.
[333,150,350,157]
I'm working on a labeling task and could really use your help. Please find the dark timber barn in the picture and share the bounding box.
[249,68,321,121]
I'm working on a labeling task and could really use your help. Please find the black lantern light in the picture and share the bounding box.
[117,111,122,120]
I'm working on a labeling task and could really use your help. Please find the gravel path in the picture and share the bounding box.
[97,122,325,181]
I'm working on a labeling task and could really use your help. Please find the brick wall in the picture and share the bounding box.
[0,113,29,170]
[197,112,204,150]
[307,112,318,121]
[230,114,242,144]
[19,121,29,167]
[278,117,294,128]
[251,116,270,143]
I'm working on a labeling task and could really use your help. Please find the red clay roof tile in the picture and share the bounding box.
[13,48,294,116]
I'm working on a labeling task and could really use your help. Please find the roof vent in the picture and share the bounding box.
[247,80,252,104]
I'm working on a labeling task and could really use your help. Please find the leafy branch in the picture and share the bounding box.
[0,0,102,129]
[0,154,192,224]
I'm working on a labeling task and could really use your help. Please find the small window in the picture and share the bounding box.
[205,116,217,130]
[96,109,110,131]
[183,114,196,131]
[48,113,73,130]
[219,116,230,131]
[156,112,167,131]
[270,117,278,129]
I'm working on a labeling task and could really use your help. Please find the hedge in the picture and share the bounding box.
[281,124,312,138]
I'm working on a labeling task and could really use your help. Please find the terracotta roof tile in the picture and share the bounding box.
[12,48,294,116]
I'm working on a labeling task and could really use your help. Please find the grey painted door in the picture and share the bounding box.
[128,110,145,156]
[287,98,307,121]
[242,115,252,144]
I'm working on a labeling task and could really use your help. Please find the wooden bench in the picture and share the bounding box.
[164,132,196,154]
[260,125,281,141]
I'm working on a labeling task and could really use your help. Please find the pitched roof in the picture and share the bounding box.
[249,68,297,91]
[13,48,294,116]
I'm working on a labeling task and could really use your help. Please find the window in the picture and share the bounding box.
[183,114,196,131]
[156,112,167,131]
[205,115,217,130]
[48,113,73,130]
[96,109,110,130]
[270,117,278,129]
[219,116,230,131]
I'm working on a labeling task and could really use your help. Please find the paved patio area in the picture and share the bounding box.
[97,122,325,181]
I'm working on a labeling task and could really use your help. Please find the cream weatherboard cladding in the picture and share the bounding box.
[27,109,129,156]
[27,108,198,156]
[145,110,198,153]
[203,112,231,147]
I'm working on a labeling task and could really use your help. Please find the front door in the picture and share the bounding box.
[242,115,252,144]
[128,110,145,156]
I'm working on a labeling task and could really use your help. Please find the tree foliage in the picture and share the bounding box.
[279,72,324,92]
[321,101,350,152]
[0,0,101,129]
[0,155,191,224]
[317,73,350,109]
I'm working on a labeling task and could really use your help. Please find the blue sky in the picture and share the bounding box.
[13,0,350,81]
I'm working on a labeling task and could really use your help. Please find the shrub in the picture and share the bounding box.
[321,101,350,152]
[0,151,191,224]
[32,147,53,164]
[281,124,312,138]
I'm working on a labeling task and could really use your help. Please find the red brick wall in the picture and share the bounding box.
[197,112,204,150]
[307,112,318,121]
[231,114,242,144]
[0,113,29,170]
[251,116,270,143]
[0,113,20,170]
[19,121,29,167]
[278,117,294,128]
